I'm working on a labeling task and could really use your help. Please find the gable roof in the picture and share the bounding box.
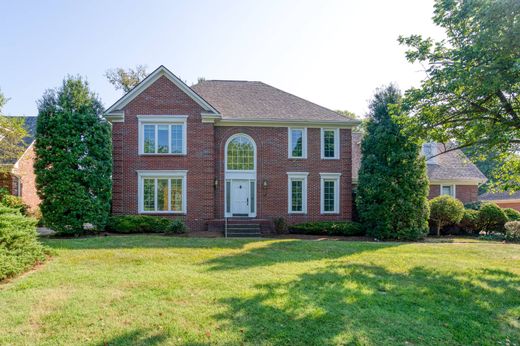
[351,132,487,184]
[191,80,355,123]
[479,191,520,201]
[104,65,220,121]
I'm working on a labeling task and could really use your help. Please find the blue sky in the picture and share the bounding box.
[0,0,444,117]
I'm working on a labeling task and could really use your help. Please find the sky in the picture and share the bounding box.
[0,0,445,118]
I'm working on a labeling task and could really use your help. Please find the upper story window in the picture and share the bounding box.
[138,115,187,155]
[288,128,307,159]
[441,185,455,197]
[321,128,339,159]
[226,134,256,171]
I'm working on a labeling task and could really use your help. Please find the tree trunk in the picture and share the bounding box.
[437,223,441,237]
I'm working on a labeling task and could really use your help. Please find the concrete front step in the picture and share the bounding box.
[207,218,273,233]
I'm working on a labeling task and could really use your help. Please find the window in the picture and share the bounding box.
[226,135,255,171]
[287,172,308,214]
[321,128,339,159]
[139,116,187,155]
[138,170,187,213]
[441,185,455,197]
[320,173,341,214]
[288,128,307,158]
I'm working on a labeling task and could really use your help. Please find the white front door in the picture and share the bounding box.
[231,180,250,215]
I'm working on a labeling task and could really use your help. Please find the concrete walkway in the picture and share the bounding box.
[37,227,55,236]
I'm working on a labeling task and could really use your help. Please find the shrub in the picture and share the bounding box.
[429,195,465,236]
[165,219,187,234]
[0,207,47,281]
[464,201,484,210]
[458,209,480,234]
[476,203,508,234]
[504,221,520,242]
[1,194,28,215]
[503,208,520,221]
[106,215,176,233]
[273,217,288,234]
[289,221,364,236]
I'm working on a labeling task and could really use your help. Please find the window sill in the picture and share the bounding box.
[139,211,187,215]
[321,157,340,160]
[288,211,307,215]
[288,157,307,160]
[139,153,187,156]
[320,212,340,215]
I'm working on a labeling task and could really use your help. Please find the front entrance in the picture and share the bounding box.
[230,180,250,216]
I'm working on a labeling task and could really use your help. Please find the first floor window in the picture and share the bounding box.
[287,173,308,214]
[139,116,187,155]
[139,171,187,213]
[320,173,341,214]
[441,185,455,197]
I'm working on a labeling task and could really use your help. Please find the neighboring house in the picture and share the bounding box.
[104,65,487,232]
[479,191,520,211]
[0,116,40,213]
[351,133,487,204]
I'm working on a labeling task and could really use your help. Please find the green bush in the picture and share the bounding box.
[504,221,520,242]
[273,217,288,234]
[289,221,364,236]
[106,215,178,233]
[477,203,508,234]
[503,208,520,221]
[458,209,480,234]
[1,195,28,215]
[464,201,484,210]
[0,207,47,281]
[429,195,465,236]
[165,219,187,234]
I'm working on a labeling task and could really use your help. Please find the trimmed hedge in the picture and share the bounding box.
[0,207,47,281]
[505,221,520,242]
[504,208,520,221]
[106,215,187,234]
[429,196,464,236]
[289,221,364,236]
[477,203,508,234]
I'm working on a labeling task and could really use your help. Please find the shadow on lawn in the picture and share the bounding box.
[205,240,399,270]
[214,264,520,345]
[97,329,167,346]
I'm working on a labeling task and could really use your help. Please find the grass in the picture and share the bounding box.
[0,236,519,345]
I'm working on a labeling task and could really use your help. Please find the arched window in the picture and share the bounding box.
[226,134,255,171]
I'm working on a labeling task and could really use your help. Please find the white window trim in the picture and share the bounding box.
[440,184,456,198]
[288,128,307,159]
[320,173,341,214]
[137,170,188,214]
[138,115,188,155]
[224,133,257,174]
[287,172,309,214]
[320,128,340,160]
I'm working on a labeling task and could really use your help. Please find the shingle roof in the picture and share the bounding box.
[191,80,352,122]
[351,133,487,183]
[479,191,520,201]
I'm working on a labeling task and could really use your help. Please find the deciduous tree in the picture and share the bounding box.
[105,65,147,93]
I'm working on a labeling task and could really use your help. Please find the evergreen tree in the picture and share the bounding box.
[356,85,430,240]
[34,77,112,235]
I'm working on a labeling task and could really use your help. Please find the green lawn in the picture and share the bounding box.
[1,236,519,345]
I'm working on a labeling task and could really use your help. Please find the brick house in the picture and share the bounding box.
[0,116,41,213]
[479,191,520,211]
[104,65,486,232]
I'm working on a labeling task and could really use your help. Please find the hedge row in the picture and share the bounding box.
[0,206,47,281]
[289,221,364,236]
[105,215,186,234]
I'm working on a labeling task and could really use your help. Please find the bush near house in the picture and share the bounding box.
[458,209,480,234]
[105,215,186,234]
[0,206,47,281]
[289,221,364,236]
[1,195,29,216]
[429,195,465,236]
[504,221,520,242]
[504,208,520,221]
[476,203,508,234]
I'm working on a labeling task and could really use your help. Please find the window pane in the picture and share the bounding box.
[324,180,335,212]
[226,181,231,213]
[291,129,303,157]
[157,125,169,153]
[171,124,183,154]
[324,130,335,158]
[143,178,155,211]
[157,179,169,211]
[227,136,254,170]
[171,178,183,212]
[144,125,155,153]
[291,180,303,212]
[250,181,255,213]
[442,186,452,196]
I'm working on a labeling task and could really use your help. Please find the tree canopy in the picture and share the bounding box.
[399,0,520,191]
[0,89,28,172]
[356,84,430,240]
[105,65,147,93]
[34,77,112,234]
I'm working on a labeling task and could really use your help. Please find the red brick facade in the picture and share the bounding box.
[12,144,41,213]
[111,76,353,231]
[428,184,479,204]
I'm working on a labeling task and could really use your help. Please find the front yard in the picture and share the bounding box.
[1,236,519,345]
